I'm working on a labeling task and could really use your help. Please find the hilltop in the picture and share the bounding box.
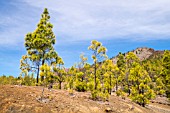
[111,47,165,64]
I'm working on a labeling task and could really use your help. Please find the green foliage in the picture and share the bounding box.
[69,89,74,95]
[74,72,87,91]
[116,89,126,99]
[0,74,36,86]
[40,64,54,86]
[21,74,36,86]
[65,66,77,90]
[117,52,126,70]
[22,8,58,84]
[53,57,65,89]
[88,40,107,90]
[129,63,155,107]
[87,81,94,91]
[155,78,165,95]
[126,52,140,68]
[130,85,155,107]
[91,90,98,100]
[117,53,126,92]
[0,75,19,85]
[98,90,110,101]
[122,52,140,95]
[101,60,117,94]
[91,89,109,101]
[75,81,87,92]
[142,54,163,82]
[161,50,170,99]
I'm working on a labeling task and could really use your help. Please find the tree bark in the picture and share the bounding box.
[41,59,45,81]
[110,74,112,95]
[128,82,131,95]
[94,61,97,90]
[116,80,118,92]
[59,81,62,89]
[36,65,40,84]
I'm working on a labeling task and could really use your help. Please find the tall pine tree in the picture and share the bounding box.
[24,8,56,83]
[88,40,107,90]
[161,50,170,99]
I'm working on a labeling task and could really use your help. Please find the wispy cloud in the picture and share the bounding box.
[23,0,170,41]
[0,0,40,47]
[1,0,170,47]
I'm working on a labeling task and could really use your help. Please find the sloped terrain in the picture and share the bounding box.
[0,85,170,113]
[111,47,165,64]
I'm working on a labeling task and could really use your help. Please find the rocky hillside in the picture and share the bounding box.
[111,47,165,64]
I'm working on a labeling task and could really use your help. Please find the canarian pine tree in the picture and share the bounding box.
[88,40,107,90]
[78,53,88,81]
[101,59,116,94]
[20,55,30,77]
[142,55,163,82]
[117,52,126,91]
[24,8,56,83]
[20,55,36,85]
[125,52,140,95]
[66,66,77,90]
[53,57,65,89]
[155,77,165,95]
[129,62,155,107]
[75,71,87,92]
[161,50,170,99]
[74,53,88,92]
[142,53,164,95]
[40,64,54,86]
[117,52,126,70]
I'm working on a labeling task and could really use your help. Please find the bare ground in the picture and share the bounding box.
[0,85,169,113]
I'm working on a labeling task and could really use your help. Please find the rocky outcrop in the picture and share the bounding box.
[111,47,165,64]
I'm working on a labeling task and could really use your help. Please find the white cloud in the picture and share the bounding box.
[1,0,170,46]
[23,0,170,40]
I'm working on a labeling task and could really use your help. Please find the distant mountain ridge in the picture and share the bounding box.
[111,47,165,64]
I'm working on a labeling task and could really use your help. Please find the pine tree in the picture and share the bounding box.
[39,63,54,99]
[117,52,126,70]
[125,52,140,95]
[66,66,77,91]
[155,78,165,95]
[129,62,155,107]
[142,55,163,82]
[24,8,56,83]
[53,57,65,89]
[117,52,126,92]
[20,55,30,77]
[74,53,88,92]
[161,50,170,99]
[88,40,107,90]
[78,53,88,81]
[101,59,116,94]
[40,64,54,86]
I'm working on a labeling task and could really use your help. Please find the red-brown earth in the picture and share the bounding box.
[0,85,169,113]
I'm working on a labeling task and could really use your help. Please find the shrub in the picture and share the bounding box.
[75,81,87,92]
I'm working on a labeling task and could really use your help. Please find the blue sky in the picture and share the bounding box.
[0,0,170,77]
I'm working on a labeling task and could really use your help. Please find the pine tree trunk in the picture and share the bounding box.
[41,59,45,81]
[59,81,62,89]
[94,61,97,90]
[36,66,40,84]
[116,80,118,91]
[110,74,112,95]
[128,82,131,95]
